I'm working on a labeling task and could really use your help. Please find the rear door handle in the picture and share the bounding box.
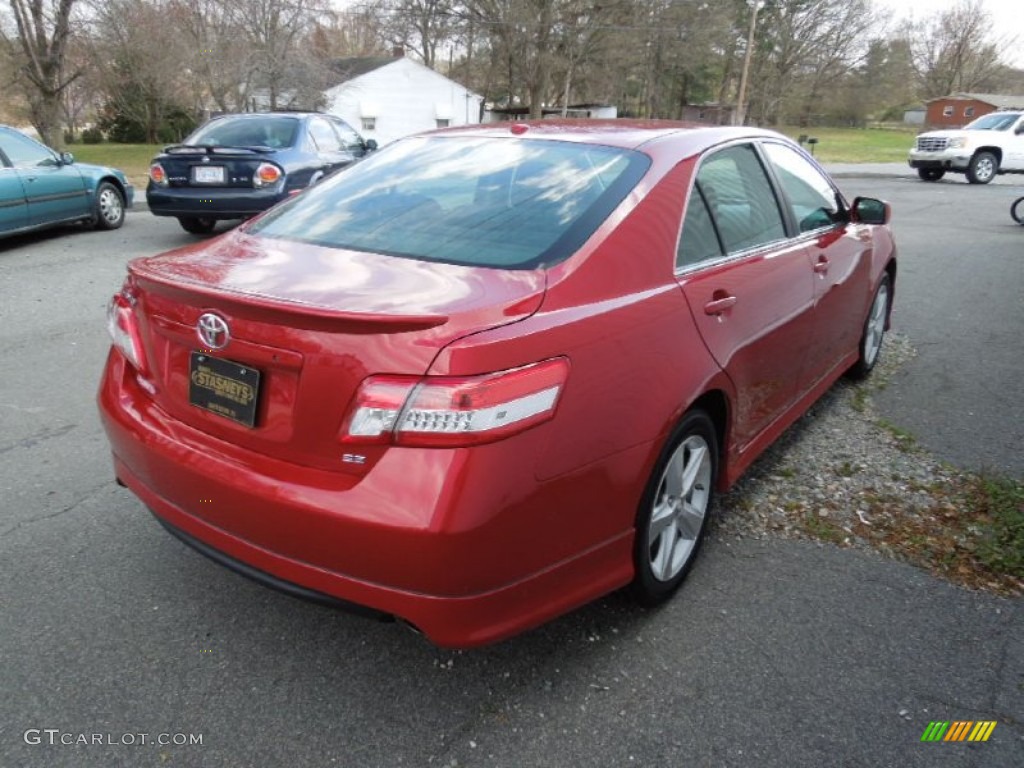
[704,295,737,315]
[813,255,829,274]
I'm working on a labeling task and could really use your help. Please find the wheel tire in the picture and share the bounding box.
[631,410,717,606]
[93,182,125,230]
[848,274,891,380]
[965,151,998,184]
[917,168,945,182]
[178,216,217,235]
[1012,197,1024,225]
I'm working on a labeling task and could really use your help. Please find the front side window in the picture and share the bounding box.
[964,112,1020,131]
[0,130,55,168]
[309,118,342,152]
[248,136,650,269]
[762,142,841,233]
[330,118,365,151]
[694,144,786,254]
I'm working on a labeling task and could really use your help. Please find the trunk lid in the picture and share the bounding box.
[128,229,546,470]
[156,145,279,189]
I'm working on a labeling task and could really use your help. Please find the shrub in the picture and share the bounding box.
[81,127,104,144]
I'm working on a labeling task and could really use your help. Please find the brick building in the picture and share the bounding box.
[924,93,1024,128]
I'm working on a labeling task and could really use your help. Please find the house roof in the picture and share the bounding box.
[928,92,1024,109]
[326,56,482,101]
[329,57,398,81]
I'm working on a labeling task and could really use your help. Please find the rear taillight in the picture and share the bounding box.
[106,285,148,376]
[253,162,283,188]
[343,358,570,447]
[149,163,167,186]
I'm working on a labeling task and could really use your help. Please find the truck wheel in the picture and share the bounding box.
[917,168,944,182]
[965,151,997,184]
[1012,197,1024,225]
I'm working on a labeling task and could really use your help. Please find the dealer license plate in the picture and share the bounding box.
[189,352,260,427]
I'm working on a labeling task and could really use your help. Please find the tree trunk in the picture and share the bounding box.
[30,94,65,150]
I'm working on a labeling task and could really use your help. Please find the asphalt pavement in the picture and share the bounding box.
[827,171,1024,477]
[0,180,1021,768]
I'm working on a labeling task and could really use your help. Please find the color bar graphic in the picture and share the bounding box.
[921,720,996,742]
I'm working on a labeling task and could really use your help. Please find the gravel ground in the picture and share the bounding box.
[707,334,1021,594]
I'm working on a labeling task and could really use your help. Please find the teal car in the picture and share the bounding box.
[0,125,134,240]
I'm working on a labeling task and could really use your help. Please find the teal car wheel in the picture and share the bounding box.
[94,182,125,230]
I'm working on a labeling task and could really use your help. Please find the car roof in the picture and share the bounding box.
[206,112,321,120]
[424,119,788,158]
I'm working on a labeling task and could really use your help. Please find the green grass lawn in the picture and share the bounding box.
[70,143,162,189]
[775,126,919,163]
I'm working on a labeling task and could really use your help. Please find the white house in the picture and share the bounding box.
[324,53,483,146]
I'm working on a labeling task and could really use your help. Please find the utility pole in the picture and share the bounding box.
[734,1,761,126]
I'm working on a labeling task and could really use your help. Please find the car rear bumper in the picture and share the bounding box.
[146,185,287,219]
[97,350,635,647]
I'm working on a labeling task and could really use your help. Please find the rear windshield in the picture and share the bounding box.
[246,136,650,269]
[187,116,299,149]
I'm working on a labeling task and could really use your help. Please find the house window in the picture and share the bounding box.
[964,106,975,117]
[436,118,450,129]
[361,117,376,131]
[942,105,954,117]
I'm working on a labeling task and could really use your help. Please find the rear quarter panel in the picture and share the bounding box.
[429,153,732,558]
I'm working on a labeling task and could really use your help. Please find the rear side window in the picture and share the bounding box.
[248,136,650,269]
[695,144,785,254]
[677,186,723,268]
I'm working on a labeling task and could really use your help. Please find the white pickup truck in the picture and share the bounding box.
[908,110,1024,183]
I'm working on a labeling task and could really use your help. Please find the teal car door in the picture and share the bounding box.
[0,127,88,226]
[0,160,29,234]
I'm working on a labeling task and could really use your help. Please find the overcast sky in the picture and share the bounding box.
[874,0,1024,68]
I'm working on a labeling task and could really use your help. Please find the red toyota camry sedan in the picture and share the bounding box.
[98,121,896,647]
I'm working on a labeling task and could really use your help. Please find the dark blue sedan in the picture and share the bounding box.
[146,112,376,234]
[0,125,133,240]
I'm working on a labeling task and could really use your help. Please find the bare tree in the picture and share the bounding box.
[174,0,257,113]
[4,0,79,146]
[316,5,390,58]
[228,0,331,110]
[906,0,1005,98]
[84,0,192,141]
[373,0,462,69]
[743,0,875,125]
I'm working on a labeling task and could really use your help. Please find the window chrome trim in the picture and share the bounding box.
[673,137,792,277]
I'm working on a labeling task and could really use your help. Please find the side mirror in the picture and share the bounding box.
[852,196,890,225]
[364,139,378,152]
[60,151,75,165]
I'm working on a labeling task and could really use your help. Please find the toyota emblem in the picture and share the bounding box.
[197,313,230,349]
